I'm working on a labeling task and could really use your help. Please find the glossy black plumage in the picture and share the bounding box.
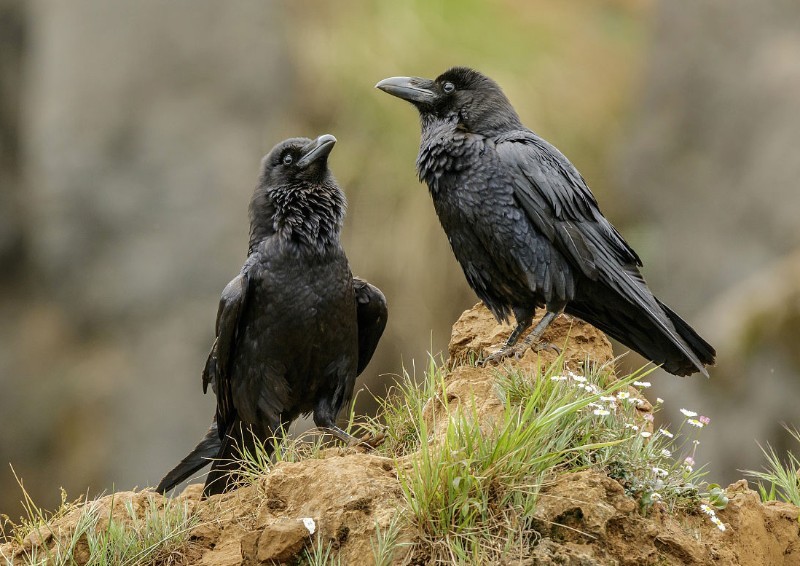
[377,67,714,376]
[156,135,387,496]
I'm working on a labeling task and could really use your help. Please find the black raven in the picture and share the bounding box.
[377,67,714,376]
[156,135,388,496]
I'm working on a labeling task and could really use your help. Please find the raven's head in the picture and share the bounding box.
[376,67,522,135]
[249,134,345,251]
[259,134,337,187]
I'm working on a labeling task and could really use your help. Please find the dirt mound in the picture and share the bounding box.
[448,306,614,369]
[442,307,652,434]
[530,472,799,565]
[186,453,405,565]
[3,304,799,565]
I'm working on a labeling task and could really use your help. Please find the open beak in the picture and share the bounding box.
[375,76,436,105]
[297,134,337,168]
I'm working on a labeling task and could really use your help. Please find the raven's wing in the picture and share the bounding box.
[496,131,640,282]
[353,277,388,376]
[495,131,713,374]
[202,271,250,439]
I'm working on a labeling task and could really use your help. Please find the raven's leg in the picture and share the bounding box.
[482,309,562,365]
[517,310,560,353]
[313,393,383,449]
[506,313,534,348]
[202,416,290,498]
[317,420,385,449]
[326,424,362,446]
[480,309,533,365]
[203,420,258,497]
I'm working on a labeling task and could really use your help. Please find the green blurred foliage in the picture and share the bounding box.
[288,0,648,196]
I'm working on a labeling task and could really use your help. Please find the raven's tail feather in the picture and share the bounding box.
[202,420,277,498]
[155,422,221,494]
[658,300,716,372]
[566,285,715,377]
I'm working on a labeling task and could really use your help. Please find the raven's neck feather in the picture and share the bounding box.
[248,181,346,253]
[417,115,475,193]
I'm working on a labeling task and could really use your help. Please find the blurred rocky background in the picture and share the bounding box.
[0,0,798,517]
[619,0,800,488]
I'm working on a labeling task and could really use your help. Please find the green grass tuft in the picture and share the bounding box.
[370,512,405,566]
[1,479,196,566]
[300,534,340,566]
[744,425,800,507]
[358,353,716,562]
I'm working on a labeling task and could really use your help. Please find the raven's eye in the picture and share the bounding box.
[442,81,455,94]
[282,153,293,166]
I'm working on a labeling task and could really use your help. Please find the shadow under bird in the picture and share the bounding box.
[155,135,388,496]
[377,67,714,376]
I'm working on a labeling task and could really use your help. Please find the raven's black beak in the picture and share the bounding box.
[297,134,337,169]
[376,76,436,105]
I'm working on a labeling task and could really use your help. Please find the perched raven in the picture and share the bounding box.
[377,67,714,376]
[156,135,388,496]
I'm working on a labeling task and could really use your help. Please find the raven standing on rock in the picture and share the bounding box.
[377,67,714,376]
[156,135,387,496]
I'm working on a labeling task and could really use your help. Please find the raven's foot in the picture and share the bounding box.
[531,341,561,355]
[326,425,362,446]
[480,310,562,366]
[348,432,386,451]
[325,425,385,451]
[480,341,560,366]
[479,346,518,366]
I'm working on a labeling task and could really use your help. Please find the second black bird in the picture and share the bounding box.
[377,67,714,376]
[156,135,387,496]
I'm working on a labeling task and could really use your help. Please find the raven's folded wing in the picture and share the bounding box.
[353,276,388,376]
